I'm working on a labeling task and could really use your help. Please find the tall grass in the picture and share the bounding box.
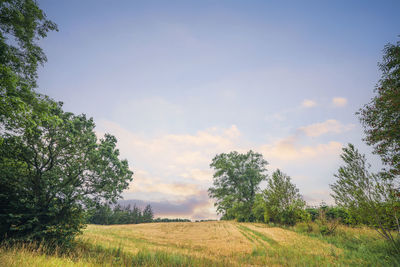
[0,240,223,267]
[292,222,400,266]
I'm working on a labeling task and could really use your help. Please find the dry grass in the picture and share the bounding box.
[79,221,346,266]
[2,221,397,266]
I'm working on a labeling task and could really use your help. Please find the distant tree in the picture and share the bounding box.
[208,150,268,222]
[88,204,114,225]
[330,144,400,251]
[153,218,191,223]
[87,204,156,225]
[142,205,154,223]
[358,40,400,176]
[263,169,306,225]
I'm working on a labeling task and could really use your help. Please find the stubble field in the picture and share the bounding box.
[0,221,398,266]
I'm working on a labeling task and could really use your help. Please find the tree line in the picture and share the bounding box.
[208,39,400,250]
[87,204,154,225]
[86,203,192,224]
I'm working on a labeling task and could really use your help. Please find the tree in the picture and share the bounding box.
[1,0,57,129]
[208,150,268,222]
[0,100,133,245]
[0,0,133,246]
[330,144,399,251]
[263,169,306,225]
[358,40,400,176]
[142,204,154,223]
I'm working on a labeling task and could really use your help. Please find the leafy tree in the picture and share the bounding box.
[0,101,133,245]
[142,204,154,223]
[0,0,133,246]
[208,150,268,222]
[358,40,400,176]
[263,169,306,225]
[330,144,400,250]
[0,0,57,129]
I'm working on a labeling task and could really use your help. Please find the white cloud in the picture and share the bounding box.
[301,99,317,108]
[332,97,348,107]
[260,136,342,161]
[180,169,213,182]
[299,119,354,137]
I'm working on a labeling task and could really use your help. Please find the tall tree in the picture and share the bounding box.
[0,101,133,244]
[0,0,57,128]
[208,150,268,221]
[358,40,400,176]
[263,169,305,225]
[0,0,134,246]
[142,204,154,223]
[330,144,399,251]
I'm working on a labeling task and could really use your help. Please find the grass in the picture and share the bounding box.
[1,221,399,266]
[292,222,400,266]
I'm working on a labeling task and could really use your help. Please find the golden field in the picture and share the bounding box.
[0,221,398,266]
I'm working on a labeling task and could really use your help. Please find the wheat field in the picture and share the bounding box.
[0,221,397,266]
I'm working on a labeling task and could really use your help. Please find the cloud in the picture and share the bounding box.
[303,190,335,206]
[332,97,347,107]
[301,99,317,108]
[260,136,342,161]
[127,170,203,197]
[299,119,354,137]
[97,121,242,171]
[180,169,213,182]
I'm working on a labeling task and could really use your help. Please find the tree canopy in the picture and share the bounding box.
[0,100,133,244]
[263,169,306,225]
[208,150,268,221]
[358,40,400,176]
[0,0,57,129]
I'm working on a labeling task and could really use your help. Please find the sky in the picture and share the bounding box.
[37,0,400,220]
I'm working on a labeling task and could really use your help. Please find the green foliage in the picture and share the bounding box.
[0,0,57,130]
[208,150,268,222]
[306,205,360,226]
[315,206,339,235]
[0,100,133,245]
[142,204,154,223]
[251,194,268,222]
[263,169,306,225]
[358,40,400,176]
[330,144,400,250]
[88,204,153,225]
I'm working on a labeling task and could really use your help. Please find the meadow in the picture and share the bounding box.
[1,221,399,266]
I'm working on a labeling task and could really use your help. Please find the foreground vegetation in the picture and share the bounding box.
[1,221,399,266]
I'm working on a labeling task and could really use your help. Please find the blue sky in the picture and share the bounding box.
[37,0,400,219]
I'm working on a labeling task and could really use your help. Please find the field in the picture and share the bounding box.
[1,221,399,266]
